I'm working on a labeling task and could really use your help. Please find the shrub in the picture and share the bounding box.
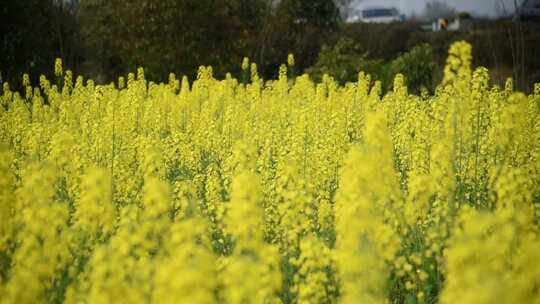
[390,43,436,93]
[306,38,387,84]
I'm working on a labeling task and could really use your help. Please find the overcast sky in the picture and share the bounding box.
[353,0,524,17]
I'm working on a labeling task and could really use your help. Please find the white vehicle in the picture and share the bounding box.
[347,6,403,23]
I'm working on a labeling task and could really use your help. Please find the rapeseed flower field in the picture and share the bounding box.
[0,41,539,304]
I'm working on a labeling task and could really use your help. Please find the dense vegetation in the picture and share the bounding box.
[1,41,539,304]
[2,0,540,92]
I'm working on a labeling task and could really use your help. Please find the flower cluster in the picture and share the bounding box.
[0,41,539,304]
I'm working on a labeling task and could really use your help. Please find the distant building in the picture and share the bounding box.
[346,6,404,23]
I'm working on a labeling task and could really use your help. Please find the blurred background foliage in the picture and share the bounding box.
[1,0,540,92]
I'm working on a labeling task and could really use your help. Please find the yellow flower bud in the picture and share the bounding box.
[22,73,30,87]
[287,54,295,67]
[242,57,249,71]
[54,58,63,76]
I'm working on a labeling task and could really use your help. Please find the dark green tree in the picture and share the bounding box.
[0,0,79,87]
[258,0,341,77]
[79,0,269,81]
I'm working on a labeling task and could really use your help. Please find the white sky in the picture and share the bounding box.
[352,0,524,17]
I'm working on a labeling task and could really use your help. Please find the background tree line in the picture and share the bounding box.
[1,0,341,84]
[0,0,81,85]
[1,0,539,92]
